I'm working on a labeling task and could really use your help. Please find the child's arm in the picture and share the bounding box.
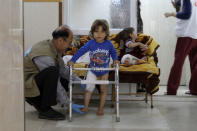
[109,42,119,66]
[68,41,90,65]
[126,41,141,48]
[109,42,118,60]
[127,41,148,51]
[135,56,148,65]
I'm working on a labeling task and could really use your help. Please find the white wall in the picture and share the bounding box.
[64,0,189,85]
[24,0,190,86]
[140,0,189,85]
[24,2,59,51]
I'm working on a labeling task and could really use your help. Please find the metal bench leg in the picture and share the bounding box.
[145,92,148,103]
[151,94,154,108]
[111,85,115,108]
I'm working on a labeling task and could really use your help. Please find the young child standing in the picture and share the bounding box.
[68,19,119,116]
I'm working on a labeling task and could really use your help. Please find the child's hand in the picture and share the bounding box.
[139,43,148,51]
[136,59,146,65]
[123,63,131,67]
[67,60,74,66]
[112,60,120,67]
[142,56,148,61]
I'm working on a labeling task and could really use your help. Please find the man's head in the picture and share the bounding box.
[52,25,73,54]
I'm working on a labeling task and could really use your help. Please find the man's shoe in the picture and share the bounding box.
[164,92,176,95]
[185,91,197,95]
[185,91,191,95]
[137,88,146,93]
[38,108,65,120]
[25,98,41,112]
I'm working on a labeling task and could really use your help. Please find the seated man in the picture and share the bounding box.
[24,25,85,120]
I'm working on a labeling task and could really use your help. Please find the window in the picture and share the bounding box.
[63,0,137,35]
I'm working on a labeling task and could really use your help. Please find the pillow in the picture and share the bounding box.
[109,34,122,57]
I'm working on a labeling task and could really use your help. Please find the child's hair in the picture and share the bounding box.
[89,19,110,40]
[118,27,135,42]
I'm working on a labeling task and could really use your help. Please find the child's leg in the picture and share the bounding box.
[97,73,108,116]
[81,91,92,112]
[81,71,96,112]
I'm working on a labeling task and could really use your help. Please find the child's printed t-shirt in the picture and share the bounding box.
[71,39,118,76]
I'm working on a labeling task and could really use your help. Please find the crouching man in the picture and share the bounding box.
[24,25,85,120]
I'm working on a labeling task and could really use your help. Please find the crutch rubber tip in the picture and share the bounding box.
[111,104,114,108]
[68,118,72,122]
[151,105,154,108]
[116,117,120,122]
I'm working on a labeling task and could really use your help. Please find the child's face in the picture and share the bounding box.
[124,57,131,66]
[93,26,107,43]
[129,31,137,41]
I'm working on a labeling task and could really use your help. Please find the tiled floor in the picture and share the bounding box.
[25,86,197,131]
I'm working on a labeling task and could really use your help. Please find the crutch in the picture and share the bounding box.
[115,63,120,122]
[68,64,120,122]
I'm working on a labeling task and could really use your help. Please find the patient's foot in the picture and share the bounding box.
[96,111,104,116]
[80,108,88,113]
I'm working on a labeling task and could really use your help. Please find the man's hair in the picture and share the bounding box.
[52,25,71,40]
[89,19,110,40]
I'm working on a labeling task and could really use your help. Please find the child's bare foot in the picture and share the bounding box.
[96,111,104,116]
[80,108,88,113]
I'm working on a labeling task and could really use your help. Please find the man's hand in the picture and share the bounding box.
[72,103,85,114]
[81,84,86,90]
[164,12,176,18]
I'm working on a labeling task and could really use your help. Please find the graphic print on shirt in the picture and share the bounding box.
[90,48,110,67]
